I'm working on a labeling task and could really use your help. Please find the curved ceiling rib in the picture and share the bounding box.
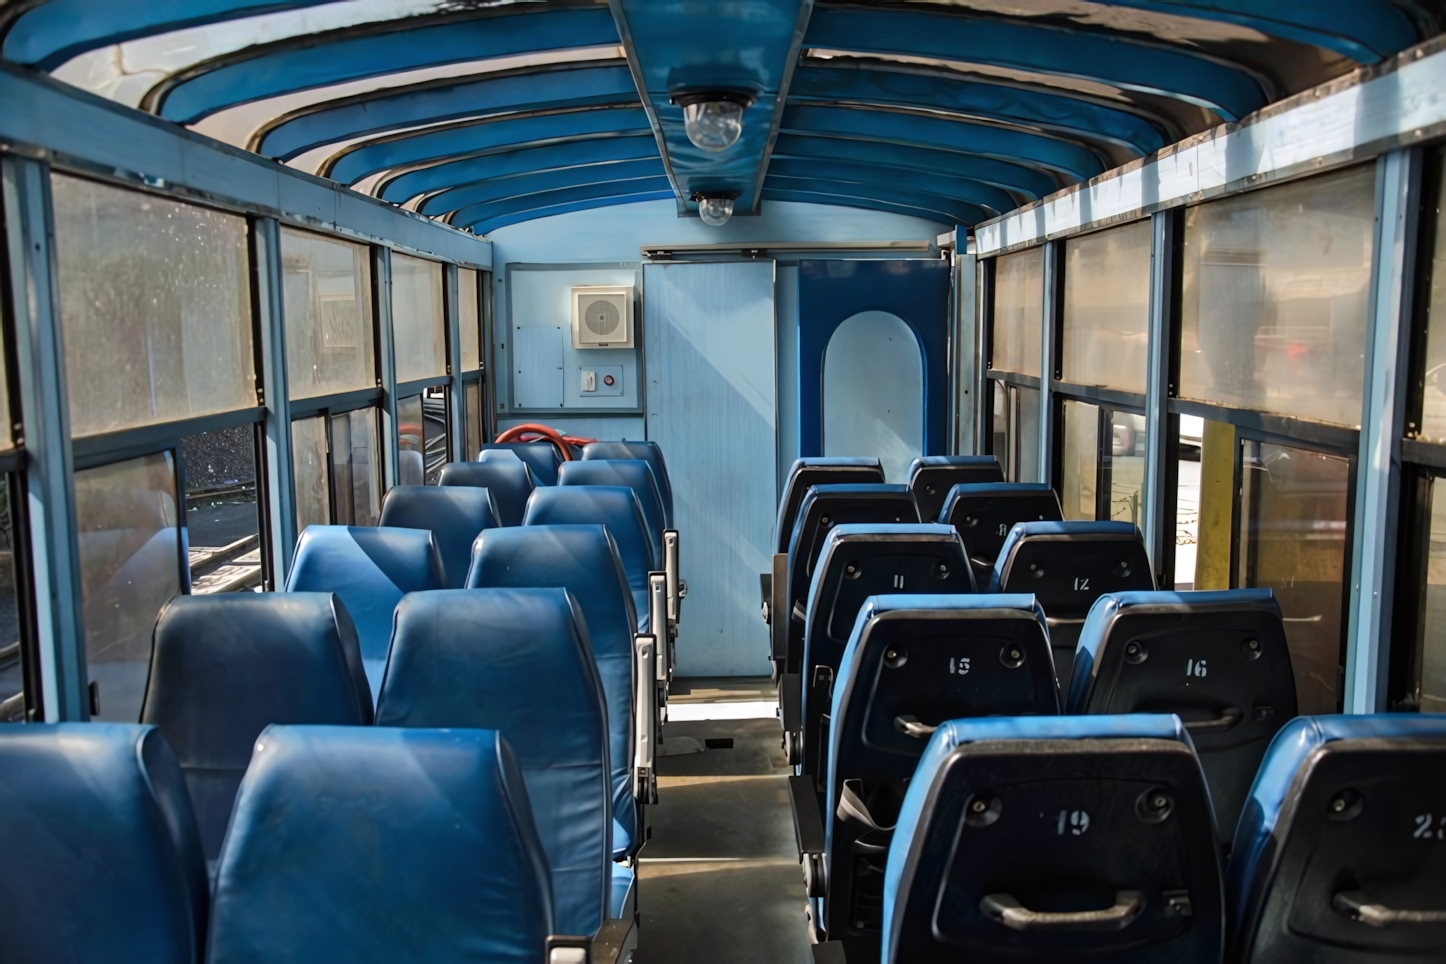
[418,159,668,216]
[763,174,991,222]
[449,179,675,231]
[459,189,678,235]
[765,157,1010,215]
[759,187,973,225]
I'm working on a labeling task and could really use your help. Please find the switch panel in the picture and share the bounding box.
[579,365,623,396]
[581,369,597,392]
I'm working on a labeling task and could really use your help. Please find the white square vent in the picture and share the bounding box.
[570,285,634,349]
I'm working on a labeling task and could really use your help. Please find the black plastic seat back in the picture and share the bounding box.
[942,482,1063,585]
[1229,715,1446,963]
[822,595,1059,946]
[884,715,1223,964]
[776,457,885,552]
[992,521,1155,684]
[907,455,1004,525]
[1069,589,1295,845]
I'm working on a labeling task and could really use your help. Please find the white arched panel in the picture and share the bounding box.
[823,310,923,483]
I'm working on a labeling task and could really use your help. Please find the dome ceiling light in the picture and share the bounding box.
[692,190,741,226]
[672,91,754,153]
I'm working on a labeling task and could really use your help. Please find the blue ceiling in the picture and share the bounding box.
[3,0,1441,233]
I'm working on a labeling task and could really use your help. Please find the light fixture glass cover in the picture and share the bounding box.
[683,99,744,152]
[698,195,734,226]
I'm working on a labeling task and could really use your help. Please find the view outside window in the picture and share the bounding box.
[465,381,482,460]
[1107,411,1148,527]
[282,227,376,400]
[330,407,381,526]
[0,477,24,720]
[459,267,481,372]
[1416,161,1446,442]
[1417,482,1446,711]
[292,415,330,533]
[991,381,1040,483]
[183,425,261,593]
[1061,219,1152,395]
[51,175,255,436]
[391,253,447,384]
[1061,400,1098,521]
[991,247,1043,377]
[397,391,448,485]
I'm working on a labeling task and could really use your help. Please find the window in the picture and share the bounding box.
[183,425,262,593]
[0,476,26,720]
[281,227,376,400]
[1061,400,1098,521]
[991,247,1043,377]
[1061,219,1152,395]
[51,175,255,437]
[459,267,481,372]
[1416,160,1446,443]
[465,380,482,460]
[391,253,446,384]
[1411,482,1446,711]
[991,381,1040,483]
[330,408,381,526]
[1179,165,1376,427]
[397,389,448,485]
[1061,401,1148,525]
[292,415,330,534]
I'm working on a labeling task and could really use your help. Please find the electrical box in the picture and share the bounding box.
[580,366,623,396]
[571,285,634,349]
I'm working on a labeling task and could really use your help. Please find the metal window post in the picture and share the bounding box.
[253,218,297,585]
[1038,241,1060,484]
[954,237,979,455]
[444,263,464,463]
[1143,210,1177,579]
[1346,149,1422,713]
[975,257,991,455]
[2,155,87,720]
[375,247,400,489]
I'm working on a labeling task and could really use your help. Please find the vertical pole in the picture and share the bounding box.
[444,263,464,463]
[2,156,86,720]
[1143,210,1176,579]
[1038,241,1060,485]
[954,239,979,456]
[975,257,991,456]
[375,247,399,490]
[1346,149,1421,713]
[253,217,296,585]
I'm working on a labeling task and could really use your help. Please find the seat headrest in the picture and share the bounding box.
[558,459,665,559]
[990,520,1154,610]
[582,441,672,524]
[0,724,207,963]
[788,484,918,557]
[208,725,553,964]
[787,456,884,475]
[523,485,653,589]
[942,481,1059,511]
[906,454,1002,479]
[818,521,966,548]
[481,442,561,485]
[379,485,500,588]
[439,458,535,526]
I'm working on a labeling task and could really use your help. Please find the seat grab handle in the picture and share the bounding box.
[1334,891,1446,926]
[982,891,1144,931]
[894,715,937,739]
[1182,707,1243,733]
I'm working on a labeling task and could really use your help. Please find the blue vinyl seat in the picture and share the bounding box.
[583,439,674,528]
[940,482,1063,585]
[0,723,208,964]
[558,459,667,568]
[378,485,500,588]
[776,457,886,553]
[524,485,654,622]
[481,441,562,485]
[467,525,640,858]
[438,457,535,526]
[1069,589,1296,846]
[376,588,616,936]
[141,593,374,860]
[816,594,1059,949]
[991,520,1156,685]
[207,725,553,964]
[1228,714,1446,963]
[906,455,1005,526]
[283,525,445,697]
[882,715,1223,964]
[791,524,973,778]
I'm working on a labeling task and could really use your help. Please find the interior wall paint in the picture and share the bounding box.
[824,310,925,483]
[775,263,800,498]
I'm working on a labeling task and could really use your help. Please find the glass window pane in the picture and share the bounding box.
[77,452,181,722]
[182,424,261,593]
[991,382,1040,483]
[465,380,482,460]
[1016,386,1040,483]
[459,267,481,372]
[1061,400,1099,521]
[1106,411,1148,527]
[1238,439,1349,715]
[282,227,376,401]
[1180,165,1376,427]
[0,477,23,718]
[991,248,1043,377]
[1062,220,1152,394]
[1176,417,1235,592]
[330,407,381,527]
[51,175,255,437]
[991,380,1010,474]
[397,393,426,486]
[1419,482,1446,711]
[392,253,447,383]
[291,415,330,533]
[1417,164,1446,442]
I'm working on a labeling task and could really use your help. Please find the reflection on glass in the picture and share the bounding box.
[1106,410,1147,527]
[990,382,1040,483]
[392,254,447,384]
[1174,415,1203,589]
[182,424,261,594]
[991,248,1043,377]
[465,381,482,461]
[459,267,481,372]
[1417,164,1446,442]
[291,415,330,533]
[281,227,376,401]
[1180,165,1375,427]
[1062,220,1152,394]
[331,407,381,526]
[1017,386,1040,484]
[991,380,1010,475]
[423,387,449,484]
[1061,400,1099,521]
[1419,483,1446,711]
[76,453,181,722]
[397,394,426,487]
[52,175,255,437]
[1238,440,1349,715]
[0,477,24,719]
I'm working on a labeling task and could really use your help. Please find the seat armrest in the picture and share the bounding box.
[811,942,853,963]
[789,774,825,856]
[648,573,670,683]
[633,634,658,804]
[760,572,773,624]
[664,530,681,626]
[769,553,788,661]
[592,919,636,964]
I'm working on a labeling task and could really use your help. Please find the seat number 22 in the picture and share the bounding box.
[1414,814,1446,839]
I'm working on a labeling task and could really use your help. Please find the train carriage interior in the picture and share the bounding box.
[7,1,1446,962]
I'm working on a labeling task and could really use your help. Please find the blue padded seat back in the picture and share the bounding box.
[906,455,1005,525]
[283,525,445,695]
[884,715,1223,964]
[941,482,1063,584]
[142,592,373,860]
[375,588,611,937]
[1228,714,1446,963]
[378,485,500,588]
[583,439,674,527]
[797,524,973,781]
[821,594,1059,944]
[481,441,562,485]
[438,457,535,526]
[992,520,1156,683]
[558,459,667,568]
[207,725,552,964]
[1070,589,1296,846]
[467,525,638,855]
[524,485,654,617]
[0,724,207,963]
[776,457,885,553]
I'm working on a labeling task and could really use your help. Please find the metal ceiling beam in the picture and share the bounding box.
[763,175,989,224]
[766,157,1012,215]
[451,179,674,232]
[418,158,667,216]
[463,190,677,235]
[760,188,961,226]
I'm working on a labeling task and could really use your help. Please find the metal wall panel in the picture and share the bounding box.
[644,260,776,677]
